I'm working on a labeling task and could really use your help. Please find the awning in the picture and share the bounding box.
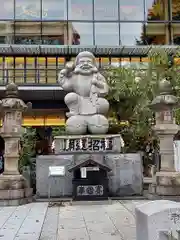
[0,45,178,57]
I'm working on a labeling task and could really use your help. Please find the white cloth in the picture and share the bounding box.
[120,135,125,147]
[51,141,55,150]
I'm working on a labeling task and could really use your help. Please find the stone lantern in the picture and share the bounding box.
[149,79,180,196]
[0,83,32,205]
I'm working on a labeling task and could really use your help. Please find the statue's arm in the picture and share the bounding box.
[58,69,73,91]
[94,73,109,96]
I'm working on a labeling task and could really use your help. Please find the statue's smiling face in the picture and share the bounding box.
[74,56,97,75]
[79,57,93,70]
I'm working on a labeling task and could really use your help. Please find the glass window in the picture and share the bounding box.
[95,23,119,46]
[0,36,6,44]
[120,23,143,45]
[13,57,30,84]
[14,22,41,44]
[0,21,14,44]
[119,0,144,21]
[68,0,93,20]
[145,0,166,21]
[174,36,180,45]
[0,0,14,19]
[42,0,67,20]
[94,0,118,20]
[15,0,41,20]
[15,36,41,44]
[145,23,166,44]
[173,24,180,44]
[70,22,93,45]
[172,2,180,20]
[42,22,66,44]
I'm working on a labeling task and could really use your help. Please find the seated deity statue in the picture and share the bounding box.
[58,51,109,135]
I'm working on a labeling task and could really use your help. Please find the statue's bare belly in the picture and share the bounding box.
[73,77,92,97]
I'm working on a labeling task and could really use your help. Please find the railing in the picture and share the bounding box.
[0,44,178,85]
[0,67,60,85]
[0,56,65,85]
[0,56,149,85]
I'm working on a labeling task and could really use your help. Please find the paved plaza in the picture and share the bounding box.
[0,200,149,240]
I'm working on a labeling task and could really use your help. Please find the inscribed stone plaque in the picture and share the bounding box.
[77,185,103,196]
[5,139,19,155]
[54,134,121,154]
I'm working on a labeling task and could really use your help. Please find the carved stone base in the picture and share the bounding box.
[0,174,33,206]
[148,171,180,196]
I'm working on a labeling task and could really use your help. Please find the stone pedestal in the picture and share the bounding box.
[0,175,33,206]
[36,153,142,198]
[148,79,180,197]
[0,83,33,206]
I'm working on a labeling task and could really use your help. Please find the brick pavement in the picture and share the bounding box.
[0,200,149,240]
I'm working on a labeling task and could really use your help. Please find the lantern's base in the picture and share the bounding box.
[148,171,180,196]
[0,174,33,206]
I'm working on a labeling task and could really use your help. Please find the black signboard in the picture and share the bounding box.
[63,137,113,152]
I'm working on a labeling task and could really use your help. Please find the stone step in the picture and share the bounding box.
[0,196,33,206]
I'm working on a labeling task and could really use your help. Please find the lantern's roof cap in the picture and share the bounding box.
[5,82,18,98]
[159,79,172,95]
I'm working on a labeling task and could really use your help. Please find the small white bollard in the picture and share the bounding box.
[135,200,180,240]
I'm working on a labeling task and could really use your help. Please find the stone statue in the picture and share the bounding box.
[58,51,109,135]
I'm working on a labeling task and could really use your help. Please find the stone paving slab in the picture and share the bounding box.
[0,203,48,240]
[14,203,48,240]
[39,207,59,240]
[0,200,150,240]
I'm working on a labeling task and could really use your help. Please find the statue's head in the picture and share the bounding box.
[74,51,98,75]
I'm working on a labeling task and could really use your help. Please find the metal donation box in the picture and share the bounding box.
[68,157,111,200]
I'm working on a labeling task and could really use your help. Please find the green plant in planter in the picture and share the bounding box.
[19,127,36,172]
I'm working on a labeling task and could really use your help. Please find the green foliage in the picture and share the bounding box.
[149,47,180,125]
[103,48,180,153]
[52,126,66,137]
[103,65,154,152]
[19,127,36,171]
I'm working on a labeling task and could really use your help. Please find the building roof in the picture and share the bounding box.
[68,157,111,172]
[0,45,178,57]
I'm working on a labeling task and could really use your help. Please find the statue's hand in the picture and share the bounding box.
[91,78,98,86]
[65,61,75,73]
[59,62,74,81]
[58,69,68,86]
[59,69,67,77]
[59,69,66,80]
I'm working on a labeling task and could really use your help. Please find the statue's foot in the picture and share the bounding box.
[66,115,87,135]
[96,98,109,115]
[87,114,109,134]
[66,111,78,118]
